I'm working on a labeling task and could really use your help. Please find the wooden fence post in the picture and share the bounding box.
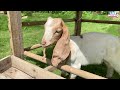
[7,11,24,59]
[74,11,82,36]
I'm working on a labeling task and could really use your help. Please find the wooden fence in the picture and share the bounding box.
[7,11,118,79]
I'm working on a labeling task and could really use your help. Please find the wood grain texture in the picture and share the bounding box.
[11,55,64,79]
[3,67,33,79]
[0,56,12,73]
[24,44,42,51]
[7,11,24,58]
[74,11,82,36]
[0,73,11,79]
[22,19,74,26]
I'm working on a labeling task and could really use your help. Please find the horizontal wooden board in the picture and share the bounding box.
[22,19,74,26]
[11,55,64,79]
[0,73,11,79]
[0,56,12,73]
[7,11,24,59]
[24,51,106,79]
[24,44,42,51]
[3,67,33,79]
[81,19,120,25]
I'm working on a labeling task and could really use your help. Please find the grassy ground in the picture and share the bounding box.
[0,11,120,79]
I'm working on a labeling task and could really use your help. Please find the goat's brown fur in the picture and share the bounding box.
[51,19,71,67]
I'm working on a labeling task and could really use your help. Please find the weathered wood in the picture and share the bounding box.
[22,21,45,26]
[44,66,57,72]
[24,51,107,79]
[0,73,12,79]
[81,19,120,25]
[3,67,33,79]
[60,65,106,79]
[74,11,82,36]
[63,19,75,22]
[11,55,64,79]
[0,56,12,73]
[7,11,24,59]
[22,19,74,26]
[24,44,42,51]
[24,51,48,64]
[22,16,120,27]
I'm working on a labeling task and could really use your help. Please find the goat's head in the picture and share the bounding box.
[41,17,71,67]
[42,17,63,47]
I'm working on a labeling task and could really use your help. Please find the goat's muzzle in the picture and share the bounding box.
[41,40,46,45]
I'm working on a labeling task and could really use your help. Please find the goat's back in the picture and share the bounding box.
[70,32,120,65]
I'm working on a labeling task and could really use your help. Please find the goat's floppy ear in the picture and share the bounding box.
[51,19,71,67]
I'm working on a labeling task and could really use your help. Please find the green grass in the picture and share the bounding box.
[0,11,120,79]
[0,14,11,58]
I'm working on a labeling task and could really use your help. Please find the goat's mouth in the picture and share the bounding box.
[42,44,51,48]
[41,43,54,48]
[41,41,57,48]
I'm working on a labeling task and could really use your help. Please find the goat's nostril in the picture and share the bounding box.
[42,41,46,45]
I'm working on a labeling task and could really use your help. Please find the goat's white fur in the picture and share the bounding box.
[42,17,120,79]
[67,32,120,78]
[43,18,53,46]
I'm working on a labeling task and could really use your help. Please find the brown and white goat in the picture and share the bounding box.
[41,17,120,79]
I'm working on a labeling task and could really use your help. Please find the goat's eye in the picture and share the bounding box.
[55,30,60,33]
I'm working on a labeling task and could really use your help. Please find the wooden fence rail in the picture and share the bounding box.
[24,51,107,79]
[7,11,24,59]
[22,19,75,26]
[81,19,120,25]
[22,18,120,27]
[24,44,42,51]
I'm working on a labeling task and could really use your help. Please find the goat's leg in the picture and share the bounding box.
[42,48,46,60]
[69,73,77,79]
[69,63,81,79]
[104,61,114,78]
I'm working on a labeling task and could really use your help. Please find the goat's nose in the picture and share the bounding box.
[42,40,46,45]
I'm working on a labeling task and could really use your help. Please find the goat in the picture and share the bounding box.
[41,17,120,79]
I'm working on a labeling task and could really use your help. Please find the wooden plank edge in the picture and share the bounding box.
[81,19,120,25]
[0,55,12,73]
[0,73,12,79]
[24,51,107,79]
[3,67,33,79]
[11,55,64,79]
[22,19,75,26]
[24,44,42,51]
